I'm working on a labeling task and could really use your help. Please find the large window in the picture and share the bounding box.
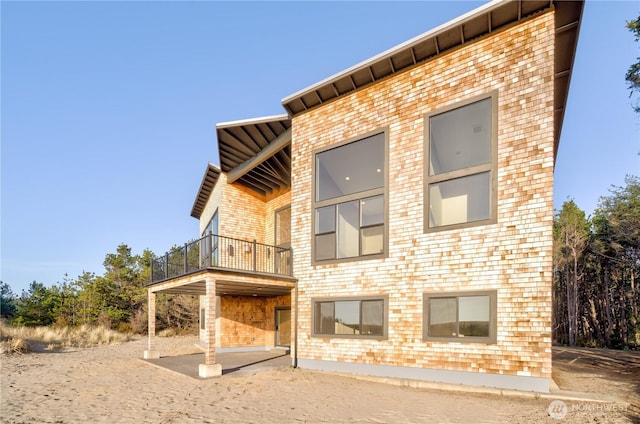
[423,291,497,343]
[425,92,497,231]
[275,205,291,274]
[313,132,387,262]
[312,296,388,339]
[201,210,218,266]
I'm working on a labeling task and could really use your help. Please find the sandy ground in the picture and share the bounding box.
[1,336,637,424]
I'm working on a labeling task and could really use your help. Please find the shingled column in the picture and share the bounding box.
[199,277,222,378]
[143,290,160,359]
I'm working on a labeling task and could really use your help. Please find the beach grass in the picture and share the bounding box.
[0,321,132,353]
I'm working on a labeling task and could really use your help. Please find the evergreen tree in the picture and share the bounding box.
[626,16,640,112]
[13,281,58,326]
[0,281,17,319]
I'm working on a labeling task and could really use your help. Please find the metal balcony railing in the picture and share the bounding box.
[150,234,293,284]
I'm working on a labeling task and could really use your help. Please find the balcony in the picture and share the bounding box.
[150,234,293,284]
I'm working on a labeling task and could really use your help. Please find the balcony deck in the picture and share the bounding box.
[147,235,295,296]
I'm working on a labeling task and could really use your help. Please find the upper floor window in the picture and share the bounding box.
[313,132,387,263]
[201,210,218,266]
[424,92,497,231]
[275,205,291,248]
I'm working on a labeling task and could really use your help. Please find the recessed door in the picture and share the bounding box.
[275,307,291,347]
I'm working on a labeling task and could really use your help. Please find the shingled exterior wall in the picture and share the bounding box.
[217,294,291,349]
[290,11,555,391]
[198,173,293,350]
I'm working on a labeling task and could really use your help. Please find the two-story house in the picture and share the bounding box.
[145,0,583,392]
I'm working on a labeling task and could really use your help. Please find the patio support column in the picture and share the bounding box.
[199,277,222,378]
[143,290,160,359]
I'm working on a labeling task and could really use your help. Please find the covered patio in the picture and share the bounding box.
[144,268,296,378]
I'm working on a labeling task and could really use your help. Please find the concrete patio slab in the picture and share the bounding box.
[142,349,291,379]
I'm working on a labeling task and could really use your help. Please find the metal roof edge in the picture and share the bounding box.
[216,114,290,129]
[281,0,507,105]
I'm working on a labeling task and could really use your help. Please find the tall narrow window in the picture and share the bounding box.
[201,210,218,266]
[425,92,497,231]
[275,205,291,274]
[313,132,387,262]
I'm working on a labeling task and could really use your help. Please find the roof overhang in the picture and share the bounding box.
[281,0,583,159]
[191,163,221,219]
[216,115,292,197]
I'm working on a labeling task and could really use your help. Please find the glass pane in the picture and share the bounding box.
[315,302,334,334]
[429,297,457,337]
[459,295,490,337]
[315,206,335,234]
[315,233,336,261]
[276,309,291,346]
[211,212,220,265]
[316,133,385,201]
[428,172,490,228]
[212,211,218,235]
[361,300,383,336]
[337,201,359,258]
[361,195,384,226]
[361,225,384,255]
[429,97,491,175]
[276,207,291,247]
[335,301,360,335]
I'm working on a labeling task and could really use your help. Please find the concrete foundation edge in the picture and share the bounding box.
[297,358,549,393]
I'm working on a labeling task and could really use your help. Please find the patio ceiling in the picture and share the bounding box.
[281,0,583,159]
[216,115,292,197]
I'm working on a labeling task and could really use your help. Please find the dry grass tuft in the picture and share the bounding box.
[0,321,131,354]
[0,337,30,354]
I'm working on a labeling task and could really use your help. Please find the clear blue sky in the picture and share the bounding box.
[2,1,639,294]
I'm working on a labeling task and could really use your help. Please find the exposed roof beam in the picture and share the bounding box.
[241,173,272,194]
[254,166,288,188]
[219,129,255,157]
[270,152,291,182]
[227,128,292,184]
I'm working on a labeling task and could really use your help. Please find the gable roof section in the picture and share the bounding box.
[210,0,582,203]
[281,0,583,158]
[191,163,221,218]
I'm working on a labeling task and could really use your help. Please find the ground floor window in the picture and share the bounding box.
[312,295,388,339]
[423,291,497,343]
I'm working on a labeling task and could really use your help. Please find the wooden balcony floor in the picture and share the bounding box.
[147,267,296,296]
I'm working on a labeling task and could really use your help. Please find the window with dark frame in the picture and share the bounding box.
[425,92,497,231]
[423,291,497,343]
[313,132,386,262]
[200,210,219,267]
[313,297,386,338]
